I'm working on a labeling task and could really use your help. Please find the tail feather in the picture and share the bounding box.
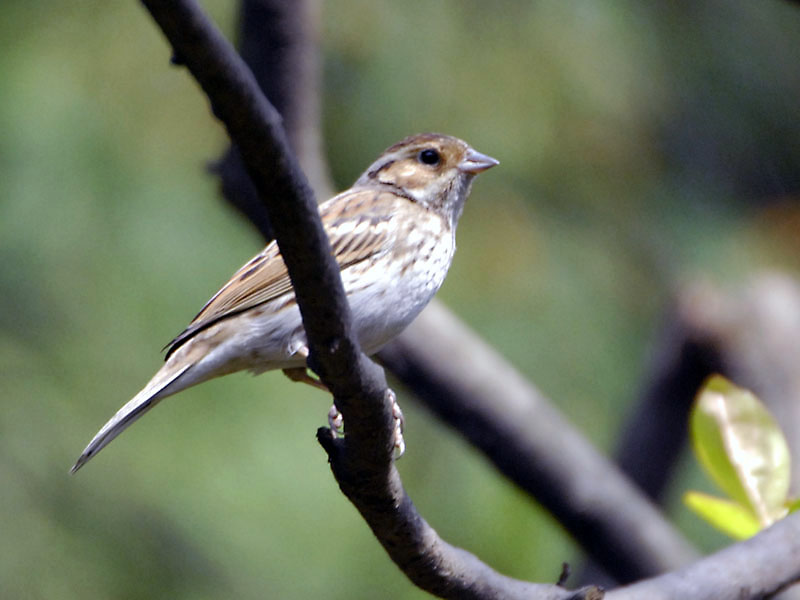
[70,363,193,474]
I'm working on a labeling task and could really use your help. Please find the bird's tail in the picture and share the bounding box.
[70,362,194,474]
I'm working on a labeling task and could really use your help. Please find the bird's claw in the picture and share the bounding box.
[328,404,344,435]
[388,389,406,458]
[325,390,406,457]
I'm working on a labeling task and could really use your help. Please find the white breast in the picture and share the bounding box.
[343,214,455,355]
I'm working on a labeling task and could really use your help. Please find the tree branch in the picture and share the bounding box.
[378,302,698,581]
[580,275,800,593]
[137,0,597,597]
[212,0,332,239]
[136,0,800,597]
[213,0,698,584]
[605,512,800,599]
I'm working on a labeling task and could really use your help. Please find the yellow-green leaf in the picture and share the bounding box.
[691,375,791,527]
[684,490,762,539]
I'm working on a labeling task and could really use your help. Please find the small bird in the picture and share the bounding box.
[71,133,498,473]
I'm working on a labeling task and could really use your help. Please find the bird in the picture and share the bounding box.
[70,133,498,473]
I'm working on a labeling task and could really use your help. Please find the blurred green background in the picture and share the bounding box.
[2,1,800,598]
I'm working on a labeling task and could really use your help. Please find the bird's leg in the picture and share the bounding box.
[282,366,329,391]
[283,346,405,457]
[282,345,329,391]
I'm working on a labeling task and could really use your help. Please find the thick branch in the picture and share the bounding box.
[605,512,800,599]
[137,1,800,597]
[138,1,595,598]
[378,303,699,581]
[214,1,695,583]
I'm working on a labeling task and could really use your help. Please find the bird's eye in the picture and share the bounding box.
[418,148,440,166]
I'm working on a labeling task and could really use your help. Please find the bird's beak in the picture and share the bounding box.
[459,148,499,174]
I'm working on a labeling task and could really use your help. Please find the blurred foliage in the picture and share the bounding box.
[1,1,799,598]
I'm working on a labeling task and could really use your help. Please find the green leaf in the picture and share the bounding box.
[690,375,791,527]
[683,491,761,539]
[787,498,800,514]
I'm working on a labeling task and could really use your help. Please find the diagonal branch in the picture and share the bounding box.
[212,0,333,239]
[137,1,597,598]
[378,302,698,581]
[134,1,800,598]
[213,0,698,583]
[382,302,800,598]
[605,512,800,599]
[201,1,800,596]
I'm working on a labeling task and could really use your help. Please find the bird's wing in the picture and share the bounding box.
[164,187,400,358]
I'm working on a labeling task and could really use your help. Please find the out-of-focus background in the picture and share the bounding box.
[2,1,800,598]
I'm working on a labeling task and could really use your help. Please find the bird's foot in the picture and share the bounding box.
[328,403,344,435]
[326,389,406,458]
[388,389,405,458]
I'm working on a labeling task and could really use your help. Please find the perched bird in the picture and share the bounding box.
[71,133,498,473]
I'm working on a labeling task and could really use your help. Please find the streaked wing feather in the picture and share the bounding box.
[164,188,399,358]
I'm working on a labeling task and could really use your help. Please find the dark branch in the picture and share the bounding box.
[212,0,332,240]
[605,512,800,599]
[582,275,800,588]
[217,3,696,582]
[378,303,698,581]
[137,0,800,597]
[138,0,597,598]
[576,308,723,587]
[380,289,800,599]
